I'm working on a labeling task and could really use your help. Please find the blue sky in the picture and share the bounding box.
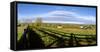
[18,3,96,24]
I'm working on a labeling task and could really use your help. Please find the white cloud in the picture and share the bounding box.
[32,10,96,24]
[48,10,76,15]
[35,10,76,18]
[74,15,95,21]
[35,10,95,20]
[43,21,85,24]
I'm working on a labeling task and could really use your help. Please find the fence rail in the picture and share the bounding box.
[17,26,96,49]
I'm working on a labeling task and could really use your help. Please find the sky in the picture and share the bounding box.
[18,3,96,24]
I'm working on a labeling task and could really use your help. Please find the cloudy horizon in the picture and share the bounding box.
[18,3,96,24]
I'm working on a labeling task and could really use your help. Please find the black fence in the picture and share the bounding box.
[17,26,96,49]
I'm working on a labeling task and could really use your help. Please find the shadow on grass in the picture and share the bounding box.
[17,26,45,50]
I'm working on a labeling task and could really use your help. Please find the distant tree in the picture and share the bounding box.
[34,17,42,27]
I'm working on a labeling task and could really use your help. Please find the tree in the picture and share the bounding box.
[34,17,42,27]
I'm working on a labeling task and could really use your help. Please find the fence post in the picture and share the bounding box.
[69,33,73,46]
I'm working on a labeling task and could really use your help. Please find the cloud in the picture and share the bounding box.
[74,15,95,22]
[43,21,85,24]
[18,10,95,24]
[35,10,76,18]
[33,10,95,24]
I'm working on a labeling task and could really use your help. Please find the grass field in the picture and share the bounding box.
[17,25,28,40]
[17,23,96,47]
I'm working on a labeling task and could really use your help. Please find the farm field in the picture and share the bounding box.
[17,23,96,49]
[16,3,97,50]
